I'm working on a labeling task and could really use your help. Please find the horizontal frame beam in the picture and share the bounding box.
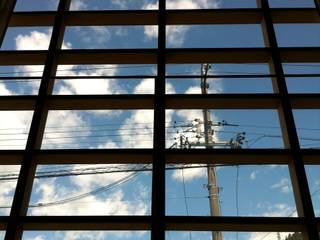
[1,48,320,65]
[8,9,320,27]
[0,149,318,165]
[165,216,305,232]
[46,95,154,109]
[166,94,281,109]
[166,149,292,164]
[21,216,151,231]
[34,149,153,164]
[0,216,306,231]
[0,94,319,110]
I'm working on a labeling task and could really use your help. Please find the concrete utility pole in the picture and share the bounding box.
[170,64,245,240]
[201,64,223,240]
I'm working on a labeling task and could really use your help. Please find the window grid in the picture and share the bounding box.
[0,0,319,239]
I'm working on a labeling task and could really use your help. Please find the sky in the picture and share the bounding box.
[0,0,320,239]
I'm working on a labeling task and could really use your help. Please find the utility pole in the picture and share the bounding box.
[201,64,223,240]
[170,64,245,240]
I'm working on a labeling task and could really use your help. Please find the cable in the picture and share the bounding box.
[235,165,240,240]
[0,65,155,76]
[0,166,147,209]
[259,187,320,240]
[181,168,192,240]
[0,164,226,182]
[1,62,318,76]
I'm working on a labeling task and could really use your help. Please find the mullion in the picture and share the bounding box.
[258,0,319,239]
[152,0,166,240]
[0,0,17,46]
[4,0,71,239]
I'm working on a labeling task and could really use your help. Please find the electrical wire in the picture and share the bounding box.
[259,187,320,240]
[235,165,240,240]
[0,65,156,76]
[181,168,192,240]
[0,164,227,182]
[0,166,147,209]
[0,62,318,76]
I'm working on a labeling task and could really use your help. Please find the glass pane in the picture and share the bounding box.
[275,24,320,47]
[166,25,264,48]
[1,27,52,50]
[293,110,320,149]
[63,26,157,49]
[166,231,304,240]
[269,0,315,8]
[28,164,152,216]
[0,111,33,150]
[53,64,156,95]
[166,109,284,149]
[23,231,150,239]
[42,110,154,149]
[71,0,158,10]
[166,165,297,217]
[0,165,20,216]
[15,0,59,11]
[166,0,257,9]
[305,165,320,217]
[283,63,320,94]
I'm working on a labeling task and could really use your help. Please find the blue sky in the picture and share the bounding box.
[0,0,319,239]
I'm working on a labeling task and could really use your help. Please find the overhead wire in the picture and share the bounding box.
[259,187,320,240]
[0,62,319,76]
[0,165,148,209]
[181,167,192,240]
[0,65,156,76]
[235,165,240,240]
[0,164,226,182]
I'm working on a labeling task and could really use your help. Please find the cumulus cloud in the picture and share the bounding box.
[0,166,20,215]
[29,164,149,216]
[246,202,296,240]
[248,232,295,240]
[143,0,220,46]
[250,171,257,180]
[172,164,207,182]
[0,111,33,150]
[15,30,52,50]
[70,0,87,10]
[270,178,292,194]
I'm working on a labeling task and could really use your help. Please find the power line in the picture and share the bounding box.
[0,167,146,209]
[0,65,156,76]
[181,168,192,240]
[0,164,230,182]
[235,165,240,240]
[259,187,320,240]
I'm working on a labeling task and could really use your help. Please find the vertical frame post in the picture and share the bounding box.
[152,0,166,239]
[4,0,71,239]
[257,0,319,239]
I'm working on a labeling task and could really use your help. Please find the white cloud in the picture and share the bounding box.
[70,0,87,10]
[25,236,45,240]
[246,203,296,240]
[0,83,12,95]
[143,0,220,46]
[0,111,33,150]
[172,165,207,182]
[270,178,292,194]
[133,78,154,94]
[30,164,150,217]
[41,110,87,149]
[250,171,257,180]
[0,166,20,215]
[118,110,154,148]
[15,30,52,50]
[248,232,294,240]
